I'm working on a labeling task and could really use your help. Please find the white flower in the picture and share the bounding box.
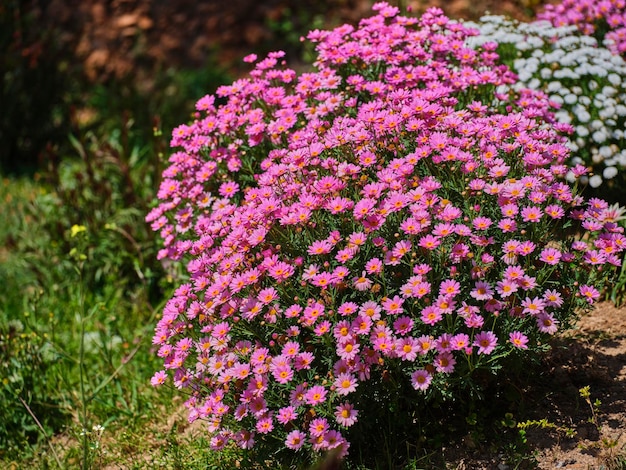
[550,94,564,105]
[540,68,552,79]
[599,146,614,158]
[564,94,577,105]
[591,120,604,131]
[603,86,617,97]
[608,73,622,86]
[575,110,590,123]
[592,131,607,144]
[589,175,603,188]
[603,166,618,179]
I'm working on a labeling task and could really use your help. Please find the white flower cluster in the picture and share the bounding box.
[467,16,626,189]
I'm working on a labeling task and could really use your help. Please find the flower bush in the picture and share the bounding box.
[538,0,626,56]
[468,16,626,193]
[146,2,625,464]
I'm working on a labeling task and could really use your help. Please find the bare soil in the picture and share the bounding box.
[444,302,626,469]
[39,0,549,85]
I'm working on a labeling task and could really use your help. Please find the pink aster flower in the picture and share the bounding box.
[418,234,441,250]
[579,285,600,303]
[256,415,274,434]
[411,369,432,391]
[421,305,443,326]
[473,331,498,355]
[439,279,461,296]
[335,402,359,427]
[496,279,518,298]
[365,257,383,274]
[359,301,381,320]
[470,281,494,300]
[451,333,470,351]
[472,216,493,231]
[393,316,414,335]
[396,337,419,361]
[509,331,529,349]
[151,370,167,386]
[382,295,404,315]
[305,385,328,405]
[277,406,297,425]
[309,417,330,437]
[337,339,360,361]
[543,289,564,307]
[522,296,546,316]
[584,250,607,265]
[314,320,332,336]
[285,430,306,450]
[272,365,294,384]
[536,312,559,335]
[539,247,562,265]
[434,352,456,373]
[281,341,300,357]
[294,351,315,371]
[353,272,373,291]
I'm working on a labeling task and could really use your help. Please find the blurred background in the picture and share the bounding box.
[1,0,547,176]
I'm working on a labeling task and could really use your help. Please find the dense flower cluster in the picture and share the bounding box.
[538,0,626,55]
[146,3,624,460]
[468,16,626,189]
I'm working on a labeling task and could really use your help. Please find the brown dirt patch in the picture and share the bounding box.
[445,303,626,469]
[529,303,626,469]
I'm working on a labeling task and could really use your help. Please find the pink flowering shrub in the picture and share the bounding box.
[146,3,625,464]
[538,0,626,55]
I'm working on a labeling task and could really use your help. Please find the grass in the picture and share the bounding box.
[0,175,250,469]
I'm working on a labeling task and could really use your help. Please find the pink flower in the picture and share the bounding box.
[536,312,559,335]
[382,295,404,315]
[336,339,360,361]
[294,351,314,370]
[470,281,494,300]
[496,279,518,297]
[277,406,297,425]
[521,206,542,223]
[539,247,562,265]
[359,301,381,321]
[272,365,294,384]
[439,279,461,296]
[256,416,274,434]
[451,333,470,351]
[509,331,529,349]
[305,385,328,405]
[151,370,167,386]
[543,289,564,307]
[396,337,419,361]
[335,402,359,427]
[411,369,432,391]
[473,331,498,355]
[365,257,383,274]
[420,305,443,326]
[285,430,306,450]
[393,316,414,335]
[434,352,456,373]
[522,296,546,316]
[353,272,373,291]
[472,216,493,231]
[418,234,441,250]
[309,417,330,437]
[579,284,600,303]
